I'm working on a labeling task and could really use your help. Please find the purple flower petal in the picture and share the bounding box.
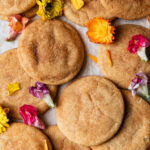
[29,82,49,99]
[128,72,148,96]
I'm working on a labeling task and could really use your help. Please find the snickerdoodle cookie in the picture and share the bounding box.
[98,24,150,89]
[92,90,150,150]
[101,0,150,20]
[64,0,115,26]
[0,49,57,119]
[18,19,84,85]
[0,0,36,16]
[0,123,52,150]
[44,125,91,150]
[56,76,124,146]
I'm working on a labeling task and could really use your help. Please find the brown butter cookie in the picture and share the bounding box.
[18,19,84,85]
[56,76,124,146]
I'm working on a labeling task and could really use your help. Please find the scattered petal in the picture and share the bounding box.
[86,17,115,44]
[71,0,84,10]
[19,104,45,129]
[43,94,55,108]
[128,72,150,103]
[147,15,150,24]
[128,34,150,53]
[29,82,49,99]
[37,0,63,20]
[88,54,97,63]
[0,106,9,134]
[7,82,20,96]
[29,82,55,108]
[6,15,29,41]
[106,50,112,66]
[44,140,48,150]
[137,47,148,62]
[128,35,150,61]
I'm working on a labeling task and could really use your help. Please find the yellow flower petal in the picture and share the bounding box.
[86,17,115,44]
[7,82,20,96]
[71,0,84,10]
[88,54,97,63]
[44,140,48,150]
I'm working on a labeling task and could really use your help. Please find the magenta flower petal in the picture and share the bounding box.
[19,104,45,129]
[29,82,49,99]
[128,34,150,53]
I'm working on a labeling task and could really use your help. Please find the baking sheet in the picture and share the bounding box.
[0,16,149,125]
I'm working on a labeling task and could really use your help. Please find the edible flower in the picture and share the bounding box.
[6,15,29,41]
[128,72,150,103]
[106,50,112,66]
[0,106,9,134]
[128,35,150,62]
[86,17,115,44]
[71,0,84,10]
[29,82,55,108]
[37,0,63,20]
[44,140,48,150]
[7,82,20,96]
[19,104,45,129]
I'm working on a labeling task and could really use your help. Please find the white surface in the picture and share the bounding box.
[0,16,150,125]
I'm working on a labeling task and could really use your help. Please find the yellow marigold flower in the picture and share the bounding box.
[0,106,9,134]
[37,0,63,20]
[86,17,115,44]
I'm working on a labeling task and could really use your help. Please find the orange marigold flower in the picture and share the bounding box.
[86,17,115,44]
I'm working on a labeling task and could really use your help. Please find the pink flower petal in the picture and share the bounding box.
[19,104,45,129]
[128,34,150,53]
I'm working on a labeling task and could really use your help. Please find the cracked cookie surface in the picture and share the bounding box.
[18,19,84,85]
[56,76,124,146]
